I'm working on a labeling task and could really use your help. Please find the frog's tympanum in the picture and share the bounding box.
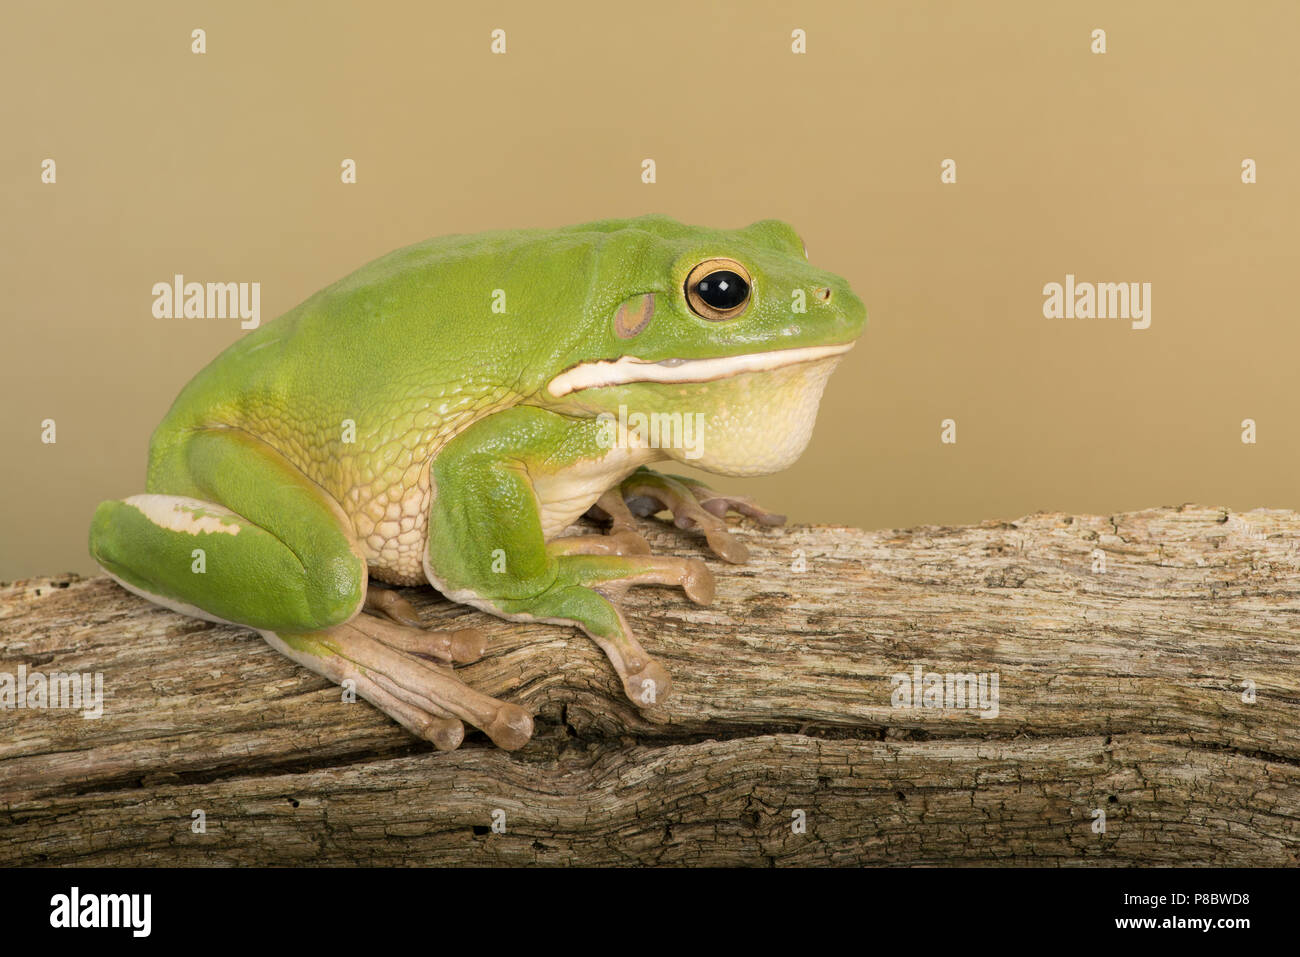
[90,216,867,750]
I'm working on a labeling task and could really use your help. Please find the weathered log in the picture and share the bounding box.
[1,504,1297,866]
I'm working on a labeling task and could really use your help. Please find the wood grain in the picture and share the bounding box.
[1,505,1297,865]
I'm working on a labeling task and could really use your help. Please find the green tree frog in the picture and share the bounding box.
[89,215,866,750]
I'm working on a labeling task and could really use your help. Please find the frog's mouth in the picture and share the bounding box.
[545,341,855,398]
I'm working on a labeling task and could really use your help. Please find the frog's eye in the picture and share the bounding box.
[684,258,752,321]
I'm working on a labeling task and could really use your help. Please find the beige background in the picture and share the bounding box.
[3,0,1297,580]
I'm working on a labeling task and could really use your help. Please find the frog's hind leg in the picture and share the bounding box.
[89,427,531,750]
[90,491,366,632]
[261,617,532,751]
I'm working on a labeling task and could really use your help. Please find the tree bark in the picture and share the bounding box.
[1,504,1297,866]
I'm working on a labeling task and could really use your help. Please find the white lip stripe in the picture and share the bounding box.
[546,341,856,398]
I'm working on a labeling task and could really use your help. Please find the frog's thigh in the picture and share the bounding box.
[89,428,366,632]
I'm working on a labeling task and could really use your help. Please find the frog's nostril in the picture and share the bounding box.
[815,287,832,302]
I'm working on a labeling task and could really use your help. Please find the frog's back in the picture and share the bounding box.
[149,216,704,477]
[143,223,623,582]
[154,228,588,457]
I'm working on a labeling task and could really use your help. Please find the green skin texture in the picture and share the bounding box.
[89,215,867,746]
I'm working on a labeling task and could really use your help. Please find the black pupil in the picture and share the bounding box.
[696,271,748,310]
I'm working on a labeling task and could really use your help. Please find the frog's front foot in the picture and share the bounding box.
[261,610,533,751]
[507,546,719,708]
[534,470,785,707]
[586,467,785,564]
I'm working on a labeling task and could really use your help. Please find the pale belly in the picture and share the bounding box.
[353,443,661,585]
[531,444,662,539]
[347,459,436,586]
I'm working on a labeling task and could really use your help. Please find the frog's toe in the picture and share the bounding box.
[550,530,651,557]
[359,599,487,664]
[699,526,749,565]
[425,716,467,751]
[680,558,716,604]
[307,657,466,751]
[584,490,654,553]
[623,659,673,707]
[607,528,652,554]
[587,555,715,607]
[677,477,786,527]
[383,706,463,751]
[484,702,535,751]
[381,621,487,664]
[364,586,425,627]
[600,468,780,565]
[368,686,466,752]
[447,628,489,663]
